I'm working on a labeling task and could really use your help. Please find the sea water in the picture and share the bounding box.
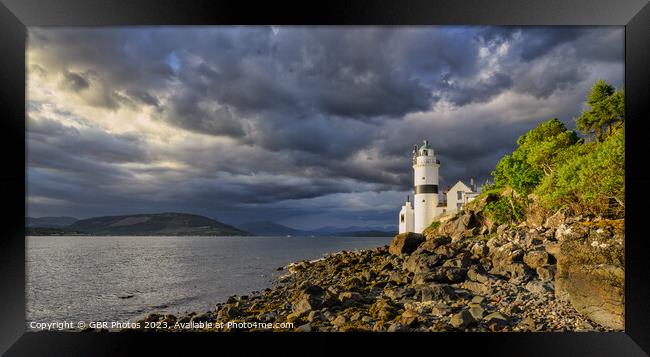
[26,235,391,327]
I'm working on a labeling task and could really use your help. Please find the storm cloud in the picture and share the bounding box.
[26,26,624,229]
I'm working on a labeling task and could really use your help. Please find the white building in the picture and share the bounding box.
[398,140,480,234]
[445,179,479,214]
[398,195,415,234]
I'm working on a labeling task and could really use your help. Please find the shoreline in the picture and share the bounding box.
[123,210,623,332]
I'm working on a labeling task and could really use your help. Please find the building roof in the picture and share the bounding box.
[449,180,475,193]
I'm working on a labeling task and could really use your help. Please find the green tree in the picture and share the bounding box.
[516,118,580,175]
[491,118,578,194]
[576,80,624,141]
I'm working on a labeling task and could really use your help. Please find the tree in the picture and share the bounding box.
[491,153,543,195]
[516,118,580,175]
[491,118,579,194]
[576,80,624,141]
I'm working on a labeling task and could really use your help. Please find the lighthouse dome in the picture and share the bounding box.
[418,140,434,156]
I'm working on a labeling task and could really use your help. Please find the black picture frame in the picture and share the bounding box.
[1,0,648,355]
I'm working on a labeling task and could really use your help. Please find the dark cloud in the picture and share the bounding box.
[60,69,90,92]
[26,26,624,228]
[443,72,514,106]
[28,117,152,165]
[126,89,160,108]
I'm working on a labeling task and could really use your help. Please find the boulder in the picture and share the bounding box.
[292,290,330,316]
[525,198,548,228]
[484,311,510,325]
[430,303,453,316]
[332,315,347,327]
[450,310,475,328]
[413,266,467,284]
[544,210,566,229]
[462,280,490,295]
[536,266,555,282]
[523,250,551,269]
[292,294,317,316]
[467,265,491,283]
[416,284,457,302]
[400,309,422,327]
[404,253,442,274]
[470,242,489,258]
[417,235,452,253]
[469,306,485,320]
[216,304,240,320]
[554,221,624,330]
[389,232,425,255]
[338,291,362,306]
[441,252,474,268]
[369,299,399,320]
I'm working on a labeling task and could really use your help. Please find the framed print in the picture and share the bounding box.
[1,0,649,355]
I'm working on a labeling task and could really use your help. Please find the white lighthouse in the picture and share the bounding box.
[398,139,444,234]
[412,140,441,233]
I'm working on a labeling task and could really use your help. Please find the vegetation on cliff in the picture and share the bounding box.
[481,79,624,223]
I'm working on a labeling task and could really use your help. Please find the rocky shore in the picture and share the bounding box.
[130,198,624,332]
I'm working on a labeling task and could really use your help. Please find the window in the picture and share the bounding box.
[423,150,428,155]
[457,203,462,209]
[422,177,425,180]
[457,191,463,200]
[400,214,404,223]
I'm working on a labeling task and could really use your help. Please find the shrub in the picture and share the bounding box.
[428,221,441,230]
[483,192,526,226]
[536,127,624,216]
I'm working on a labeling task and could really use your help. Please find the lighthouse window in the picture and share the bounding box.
[400,214,404,223]
[457,191,463,200]
[423,150,428,155]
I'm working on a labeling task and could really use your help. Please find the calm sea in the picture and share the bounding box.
[26,235,391,327]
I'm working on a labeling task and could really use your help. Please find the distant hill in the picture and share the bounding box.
[26,227,86,236]
[64,212,250,236]
[26,216,78,228]
[238,221,307,236]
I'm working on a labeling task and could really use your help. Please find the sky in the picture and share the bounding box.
[26,26,624,230]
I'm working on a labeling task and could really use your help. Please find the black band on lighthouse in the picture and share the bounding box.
[415,185,438,194]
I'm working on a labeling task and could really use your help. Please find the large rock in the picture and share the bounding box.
[523,250,551,269]
[544,210,566,229]
[413,266,467,284]
[427,211,480,240]
[554,220,624,330]
[404,253,442,274]
[389,232,425,255]
[525,198,548,228]
[292,293,319,316]
[450,310,475,328]
[415,283,457,302]
[416,235,452,253]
